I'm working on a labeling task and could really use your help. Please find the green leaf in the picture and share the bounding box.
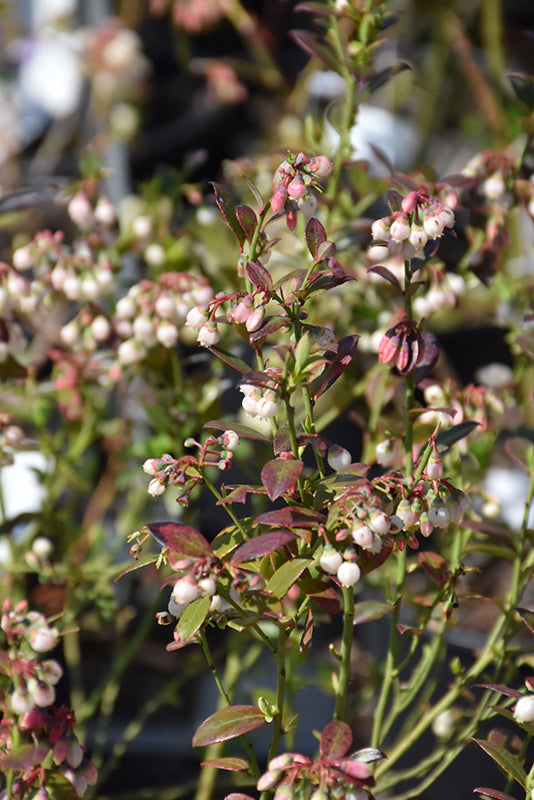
[175,596,211,643]
[203,419,271,442]
[207,346,251,374]
[470,738,527,789]
[192,705,266,747]
[266,558,312,599]
[200,757,249,772]
[353,600,393,625]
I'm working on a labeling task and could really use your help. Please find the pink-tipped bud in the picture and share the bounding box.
[232,295,254,324]
[287,176,307,201]
[172,576,199,605]
[310,155,332,177]
[401,191,419,214]
[390,215,411,242]
[427,451,443,480]
[245,305,265,332]
[271,186,288,214]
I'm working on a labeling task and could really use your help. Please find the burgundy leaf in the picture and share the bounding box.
[469,739,527,789]
[312,335,360,401]
[232,531,297,563]
[203,419,271,443]
[280,270,306,304]
[192,705,266,747]
[236,205,257,242]
[320,720,352,760]
[359,538,394,574]
[254,507,326,528]
[211,182,246,247]
[246,260,273,293]
[289,29,338,71]
[200,757,249,772]
[249,316,288,344]
[145,522,213,558]
[217,485,254,505]
[305,271,354,296]
[261,458,304,501]
[305,217,327,258]
[367,265,402,291]
[315,240,337,262]
[473,788,519,800]
[207,345,250,374]
[418,551,450,586]
[473,683,521,699]
[353,600,393,625]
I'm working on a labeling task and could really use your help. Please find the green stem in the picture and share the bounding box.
[268,627,288,761]
[202,470,250,540]
[334,585,355,720]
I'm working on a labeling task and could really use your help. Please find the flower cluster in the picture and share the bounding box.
[143,430,240,498]
[0,601,97,797]
[239,369,282,420]
[371,189,455,258]
[271,151,332,229]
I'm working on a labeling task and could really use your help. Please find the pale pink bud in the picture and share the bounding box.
[156,321,179,348]
[31,680,55,707]
[352,524,374,549]
[67,741,84,769]
[319,547,343,574]
[91,315,112,342]
[396,499,416,528]
[438,206,455,228]
[428,500,449,529]
[172,577,199,604]
[50,266,68,290]
[423,214,445,239]
[376,439,395,466]
[133,315,154,341]
[389,215,411,242]
[155,293,176,319]
[287,176,307,201]
[256,394,279,419]
[401,191,418,214]
[11,688,34,715]
[327,444,352,471]
[220,430,239,450]
[132,215,151,239]
[116,296,137,319]
[60,322,79,347]
[39,659,63,685]
[245,306,265,332]
[63,274,81,300]
[232,295,254,323]
[310,155,332,177]
[168,596,187,617]
[371,217,390,241]
[68,193,94,229]
[336,560,361,587]
[198,577,217,596]
[29,625,59,653]
[94,198,116,226]
[144,243,166,267]
[427,451,443,480]
[117,339,144,365]
[271,185,288,213]
[409,226,428,250]
[368,509,390,535]
[198,321,220,347]
[482,173,505,200]
[148,478,166,497]
[419,511,433,538]
[12,246,33,271]
[257,770,283,791]
[143,458,158,475]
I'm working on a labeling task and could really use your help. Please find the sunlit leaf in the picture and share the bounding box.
[353,600,393,625]
[254,507,326,528]
[145,522,213,558]
[236,205,257,242]
[211,182,246,247]
[247,260,273,293]
[509,72,534,111]
[261,458,304,501]
[192,705,266,747]
[207,346,250,373]
[200,757,249,772]
[175,595,211,643]
[320,720,352,759]
[266,558,312,599]
[232,531,297,563]
[203,419,271,442]
[305,217,327,258]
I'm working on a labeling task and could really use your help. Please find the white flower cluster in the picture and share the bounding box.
[239,372,281,420]
[319,546,361,587]
[371,190,455,259]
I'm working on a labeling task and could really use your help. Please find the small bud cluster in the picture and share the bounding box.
[319,546,361,587]
[257,745,374,799]
[143,430,241,499]
[271,152,332,229]
[239,370,282,420]
[395,481,470,539]
[114,273,213,365]
[371,189,455,258]
[461,151,513,204]
[378,318,439,376]
[0,600,97,797]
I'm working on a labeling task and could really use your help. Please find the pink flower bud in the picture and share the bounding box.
[310,155,332,177]
[352,524,374,550]
[220,430,240,450]
[245,305,265,332]
[67,741,84,769]
[147,478,166,497]
[401,191,419,214]
[31,680,55,707]
[198,321,220,347]
[389,215,411,242]
[186,305,209,329]
[271,185,288,213]
[29,625,59,653]
[427,451,443,480]
[68,192,94,229]
[287,176,307,201]
[257,770,283,792]
[232,295,254,324]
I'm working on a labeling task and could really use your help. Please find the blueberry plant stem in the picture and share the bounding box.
[268,626,288,762]
[334,586,355,720]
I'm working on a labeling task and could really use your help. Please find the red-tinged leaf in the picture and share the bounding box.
[175,595,211,643]
[203,419,271,443]
[353,600,393,625]
[211,182,246,247]
[114,558,157,584]
[232,531,297,563]
[246,260,273,293]
[305,272,354,296]
[472,684,521,699]
[418,551,450,586]
[243,175,265,212]
[254,507,326,528]
[145,522,213,558]
[240,369,279,389]
[261,458,304,501]
[207,345,250,374]
[469,739,527,789]
[308,586,341,614]
[0,744,45,770]
[305,217,327,258]
[279,270,306,304]
[363,61,411,96]
[192,705,266,747]
[517,607,534,635]
[505,436,534,472]
[217,485,260,505]
[474,787,518,800]
[315,240,337,263]
[273,430,328,457]
[236,205,257,242]
[299,607,314,651]
[386,189,404,213]
[312,335,359,400]
[294,2,331,17]
[266,558,312,599]
[200,757,249,772]
[320,720,352,760]
[289,29,338,71]
[367,265,402,291]
[249,317,289,344]
[329,757,372,781]
[359,539,394,574]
